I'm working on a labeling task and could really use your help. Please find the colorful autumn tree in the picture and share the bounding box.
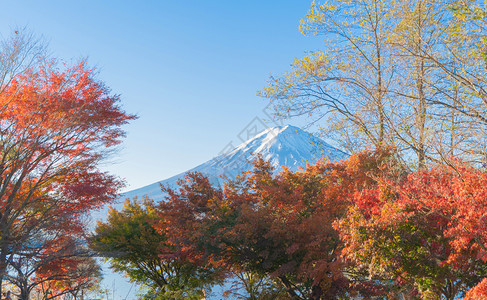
[464,278,487,300]
[338,161,487,299]
[0,59,136,296]
[90,197,222,299]
[155,149,397,299]
[213,159,350,299]
[30,241,102,300]
[5,228,101,300]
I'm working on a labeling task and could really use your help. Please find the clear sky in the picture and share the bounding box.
[0,1,320,191]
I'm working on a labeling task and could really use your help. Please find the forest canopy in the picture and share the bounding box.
[92,1,487,299]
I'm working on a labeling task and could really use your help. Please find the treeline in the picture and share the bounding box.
[5,0,487,298]
[91,149,487,299]
[89,1,487,298]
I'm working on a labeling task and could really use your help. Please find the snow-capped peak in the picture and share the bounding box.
[121,125,348,202]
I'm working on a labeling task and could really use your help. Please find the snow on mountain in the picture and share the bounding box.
[121,125,348,202]
[92,125,348,300]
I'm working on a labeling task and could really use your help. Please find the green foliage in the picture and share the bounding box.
[90,197,220,297]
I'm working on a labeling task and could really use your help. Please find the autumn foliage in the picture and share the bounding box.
[0,58,135,298]
[336,158,487,299]
[146,149,397,299]
[33,238,102,300]
[90,197,222,299]
[93,149,487,299]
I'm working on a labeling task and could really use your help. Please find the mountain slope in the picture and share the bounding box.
[121,125,348,202]
[93,124,348,300]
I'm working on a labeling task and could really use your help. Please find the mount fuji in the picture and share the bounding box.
[94,124,348,300]
[121,125,348,202]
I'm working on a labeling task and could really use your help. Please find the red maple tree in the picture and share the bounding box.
[0,60,135,296]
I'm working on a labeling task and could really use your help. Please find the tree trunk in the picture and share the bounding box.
[0,246,8,298]
[19,277,30,300]
[415,0,427,169]
[278,276,302,300]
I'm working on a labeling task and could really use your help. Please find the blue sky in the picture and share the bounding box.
[0,1,320,191]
